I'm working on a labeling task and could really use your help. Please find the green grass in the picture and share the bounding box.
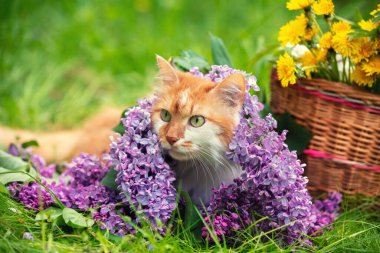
[0,0,376,130]
[1,191,380,253]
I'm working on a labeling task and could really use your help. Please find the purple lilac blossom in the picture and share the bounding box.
[23,232,35,241]
[8,144,56,178]
[30,154,56,179]
[309,192,342,236]
[8,181,55,211]
[92,203,133,236]
[195,65,341,244]
[59,153,121,213]
[108,98,177,232]
[62,153,108,187]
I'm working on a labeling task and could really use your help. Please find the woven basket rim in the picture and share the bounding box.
[272,69,380,107]
[297,78,380,108]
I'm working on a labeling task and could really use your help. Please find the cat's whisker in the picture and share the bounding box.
[195,147,220,187]
[194,148,220,186]
[197,146,239,183]
[187,150,199,182]
[191,146,214,189]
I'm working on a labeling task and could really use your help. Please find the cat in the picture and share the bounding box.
[151,56,246,204]
[1,56,246,205]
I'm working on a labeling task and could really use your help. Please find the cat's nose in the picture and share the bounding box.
[167,136,179,145]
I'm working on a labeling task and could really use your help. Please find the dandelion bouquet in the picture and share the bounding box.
[276,0,380,91]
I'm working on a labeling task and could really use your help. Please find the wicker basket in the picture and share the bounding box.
[270,73,380,196]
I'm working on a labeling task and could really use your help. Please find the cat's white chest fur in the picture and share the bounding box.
[172,151,243,205]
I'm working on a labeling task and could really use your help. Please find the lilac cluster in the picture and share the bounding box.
[30,154,57,179]
[92,203,134,236]
[7,146,129,234]
[7,144,56,178]
[60,154,134,234]
[62,153,108,187]
[8,181,55,211]
[59,153,118,210]
[108,99,177,231]
[201,181,252,241]
[192,65,341,244]
[7,145,60,210]
[309,192,342,235]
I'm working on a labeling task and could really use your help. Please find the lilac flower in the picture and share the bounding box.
[30,154,56,178]
[202,181,252,241]
[92,203,133,236]
[23,232,34,241]
[108,99,177,231]
[59,153,120,211]
[66,184,118,210]
[8,151,118,214]
[8,144,56,179]
[8,181,55,211]
[62,153,108,187]
[309,192,342,235]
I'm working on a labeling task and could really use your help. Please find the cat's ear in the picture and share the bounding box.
[156,55,179,85]
[211,73,246,107]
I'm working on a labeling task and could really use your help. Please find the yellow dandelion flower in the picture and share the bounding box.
[305,26,318,41]
[319,32,333,49]
[331,33,358,57]
[358,19,379,32]
[287,0,315,10]
[331,21,352,35]
[300,51,318,78]
[331,22,356,57]
[370,4,380,17]
[278,13,308,46]
[375,39,380,50]
[315,48,328,62]
[362,56,380,76]
[277,53,298,87]
[312,0,334,15]
[352,65,376,87]
[351,38,377,63]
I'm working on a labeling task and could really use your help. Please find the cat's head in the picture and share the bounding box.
[151,56,246,161]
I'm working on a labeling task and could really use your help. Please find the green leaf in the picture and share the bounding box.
[210,34,232,66]
[0,150,27,170]
[350,30,371,38]
[62,208,94,228]
[0,150,36,184]
[112,109,127,135]
[274,112,312,154]
[172,50,210,73]
[373,14,380,23]
[0,167,35,184]
[100,168,118,190]
[21,140,39,149]
[36,207,63,222]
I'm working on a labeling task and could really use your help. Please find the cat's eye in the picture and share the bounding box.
[160,109,171,122]
[189,115,205,127]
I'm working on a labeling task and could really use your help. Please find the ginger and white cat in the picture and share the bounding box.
[151,56,245,204]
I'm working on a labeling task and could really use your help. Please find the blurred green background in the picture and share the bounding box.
[0,0,377,130]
